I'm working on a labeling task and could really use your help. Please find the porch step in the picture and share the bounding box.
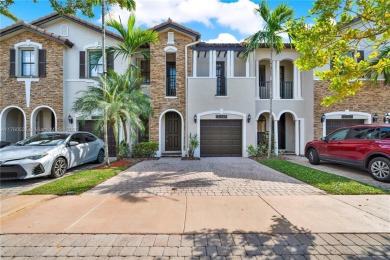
[161,153,182,157]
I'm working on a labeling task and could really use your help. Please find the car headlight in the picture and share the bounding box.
[24,153,48,160]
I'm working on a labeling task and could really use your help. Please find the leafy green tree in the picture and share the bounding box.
[73,69,152,157]
[244,0,294,159]
[288,0,390,106]
[0,0,135,21]
[106,14,159,67]
[368,46,390,85]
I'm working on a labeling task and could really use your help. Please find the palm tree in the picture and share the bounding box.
[106,14,159,67]
[73,69,152,157]
[367,46,390,85]
[244,0,294,158]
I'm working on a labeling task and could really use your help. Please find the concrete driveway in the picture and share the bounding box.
[86,157,324,196]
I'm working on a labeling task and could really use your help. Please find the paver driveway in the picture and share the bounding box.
[86,158,324,196]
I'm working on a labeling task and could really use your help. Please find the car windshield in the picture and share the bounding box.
[15,133,69,146]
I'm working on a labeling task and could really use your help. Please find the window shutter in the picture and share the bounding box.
[357,50,364,63]
[79,51,86,78]
[107,52,114,71]
[38,49,46,77]
[10,49,16,77]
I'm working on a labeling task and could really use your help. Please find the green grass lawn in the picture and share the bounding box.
[21,166,128,196]
[259,159,390,195]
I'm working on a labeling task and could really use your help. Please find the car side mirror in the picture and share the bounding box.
[321,137,328,142]
[69,141,79,146]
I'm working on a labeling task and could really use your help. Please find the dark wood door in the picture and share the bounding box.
[216,61,226,96]
[278,113,286,150]
[165,112,181,151]
[200,120,242,157]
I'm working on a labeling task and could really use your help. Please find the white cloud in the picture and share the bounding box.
[208,33,240,43]
[105,0,263,36]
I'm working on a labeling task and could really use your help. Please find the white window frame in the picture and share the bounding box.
[167,32,174,44]
[14,40,41,77]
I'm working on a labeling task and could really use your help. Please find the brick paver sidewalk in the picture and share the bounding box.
[1,233,389,259]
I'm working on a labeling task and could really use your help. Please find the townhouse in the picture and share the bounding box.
[0,13,388,158]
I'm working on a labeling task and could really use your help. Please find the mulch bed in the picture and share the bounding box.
[94,157,159,170]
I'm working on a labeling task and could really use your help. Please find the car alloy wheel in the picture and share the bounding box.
[371,160,390,179]
[54,158,67,176]
[97,150,104,164]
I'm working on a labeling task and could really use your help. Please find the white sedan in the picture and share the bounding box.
[0,132,105,180]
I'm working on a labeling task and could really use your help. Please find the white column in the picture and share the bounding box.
[255,60,259,98]
[272,60,277,99]
[297,67,302,99]
[276,60,280,99]
[295,119,300,155]
[293,64,298,99]
[209,51,213,77]
[212,50,217,77]
[226,51,231,77]
[273,119,279,155]
[245,55,250,78]
[231,51,235,77]
[193,50,197,77]
[300,119,305,155]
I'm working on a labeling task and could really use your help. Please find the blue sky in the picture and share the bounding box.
[0,0,314,42]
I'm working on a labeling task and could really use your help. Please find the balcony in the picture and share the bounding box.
[280,81,293,99]
[259,81,270,99]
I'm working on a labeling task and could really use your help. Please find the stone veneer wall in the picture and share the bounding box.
[313,80,390,139]
[149,30,194,151]
[0,31,64,138]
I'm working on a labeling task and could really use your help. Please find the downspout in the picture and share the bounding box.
[185,39,201,156]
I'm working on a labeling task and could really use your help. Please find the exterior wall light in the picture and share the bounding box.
[384,113,390,124]
[320,114,326,123]
[68,114,73,124]
[194,114,197,123]
[372,113,379,123]
[247,114,251,123]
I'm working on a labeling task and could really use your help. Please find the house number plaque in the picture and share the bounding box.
[216,115,228,119]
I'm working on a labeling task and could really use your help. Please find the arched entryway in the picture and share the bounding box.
[0,106,26,143]
[277,112,296,153]
[31,106,56,135]
[159,110,183,156]
[256,111,275,145]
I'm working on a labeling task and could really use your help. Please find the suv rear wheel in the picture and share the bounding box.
[307,148,320,165]
[368,157,390,182]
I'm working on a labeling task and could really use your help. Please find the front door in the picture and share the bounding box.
[165,112,181,151]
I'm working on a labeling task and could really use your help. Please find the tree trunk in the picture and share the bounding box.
[121,117,128,143]
[115,121,120,159]
[102,0,110,165]
[267,46,274,159]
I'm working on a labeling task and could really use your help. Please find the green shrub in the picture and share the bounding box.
[247,145,260,157]
[132,141,159,158]
[247,132,277,157]
[188,133,199,157]
[118,141,130,159]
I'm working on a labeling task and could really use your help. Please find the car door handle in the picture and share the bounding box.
[337,142,342,144]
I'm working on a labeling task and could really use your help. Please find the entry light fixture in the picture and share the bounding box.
[194,114,197,123]
[372,113,379,123]
[320,114,326,123]
[68,114,73,124]
[384,113,390,124]
[247,114,251,123]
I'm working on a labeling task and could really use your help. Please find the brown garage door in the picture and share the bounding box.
[326,119,365,135]
[200,120,242,157]
[78,120,116,157]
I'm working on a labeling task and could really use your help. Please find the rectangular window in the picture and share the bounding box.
[21,50,35,76]
[140,59,150,84]
[166,53,176,96]
[88,50,103,78]
[216,61,226,96]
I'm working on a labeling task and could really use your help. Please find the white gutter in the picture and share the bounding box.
[185,39,201,156]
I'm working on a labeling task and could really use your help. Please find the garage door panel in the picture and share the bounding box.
[326,119,365,135]
[200,120,242,157]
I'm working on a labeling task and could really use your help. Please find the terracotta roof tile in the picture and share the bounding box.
[150,18,200,39]
[0,20,74,47]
